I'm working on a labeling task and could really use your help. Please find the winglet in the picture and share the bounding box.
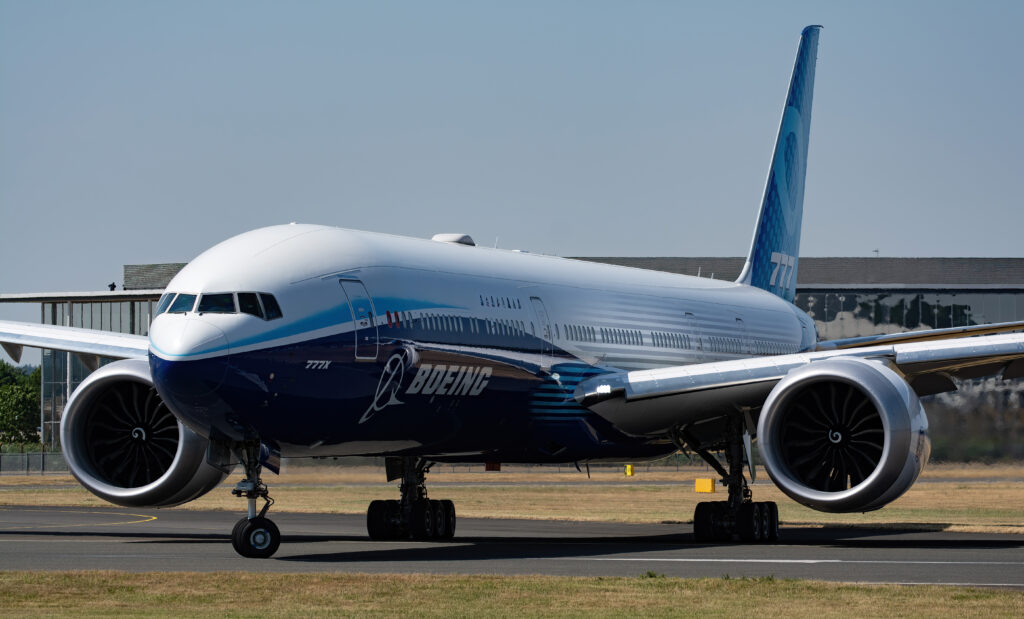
[735,25,822,303]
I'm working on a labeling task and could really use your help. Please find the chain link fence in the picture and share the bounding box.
[0,452,67,475]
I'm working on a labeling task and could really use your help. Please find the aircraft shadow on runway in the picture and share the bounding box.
[273,527,1024,564]
[2,507,1020,559]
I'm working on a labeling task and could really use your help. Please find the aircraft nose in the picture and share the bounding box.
[149,316,230,398]
[150,316,230,359]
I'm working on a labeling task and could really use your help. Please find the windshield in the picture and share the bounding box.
[155,293,176,315]
[237,293,263,318]
[260,293,283,320]
[198,293,236,313]
[167,294,197,314]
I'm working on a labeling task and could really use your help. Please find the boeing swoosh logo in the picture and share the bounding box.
[359,348,414,424]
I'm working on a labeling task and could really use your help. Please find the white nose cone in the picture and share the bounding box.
[150,315,229,359]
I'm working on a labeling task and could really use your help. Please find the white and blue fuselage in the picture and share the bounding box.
[149,224,815,463]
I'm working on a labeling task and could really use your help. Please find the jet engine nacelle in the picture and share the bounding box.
[60,358,228,507]
[757,357,931,513]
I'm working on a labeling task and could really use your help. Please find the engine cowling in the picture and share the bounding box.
[757,357,931,513]
[60,358,229,507]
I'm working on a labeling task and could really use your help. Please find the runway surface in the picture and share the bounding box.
[1,505,1022,587]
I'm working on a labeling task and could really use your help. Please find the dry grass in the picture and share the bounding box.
[3,461,1021,486]
[2,464,1023,533]
[0,571,1021,618]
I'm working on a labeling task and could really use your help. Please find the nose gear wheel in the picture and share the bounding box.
[228,440,280,558]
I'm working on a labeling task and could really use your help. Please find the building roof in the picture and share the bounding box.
[124,263,188,290]
[4,257,1023,304]
[0,290,164,303]
[577,257,1024,286]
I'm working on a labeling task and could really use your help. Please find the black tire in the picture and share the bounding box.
[763,501,780,542]
[431,500,446,539]
[367,500,389,540]
[693,502,713,542]
[440,499,456,539]
[757,502,771,543]
[737,502,762,543]
[713,501,731,541]
[384,500,404,539]
[231,516,248,543]
[232,517,280,558]
[410,500,434,540]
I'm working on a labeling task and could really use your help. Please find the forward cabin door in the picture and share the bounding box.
[529,296,554,362]
[340,279,379,361]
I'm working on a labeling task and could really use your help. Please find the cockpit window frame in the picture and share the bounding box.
[158,290,281,320]
[197,293,238,314]
[237,292,264,319]
[166,293,198,314]
[259,293,283,320]
[155,293,177,315]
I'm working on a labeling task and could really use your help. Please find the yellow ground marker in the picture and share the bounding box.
[695,478,716,493]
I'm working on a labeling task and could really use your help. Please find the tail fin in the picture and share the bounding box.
[736,25,821,303]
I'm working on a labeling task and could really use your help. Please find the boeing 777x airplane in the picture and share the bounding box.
[3,26,1023,558]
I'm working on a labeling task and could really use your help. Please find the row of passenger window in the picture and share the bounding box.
[706,335,745,354]
[385,310,530,340]
[705,336,797,355]
[155,292,283,321]
[601,327,643,346]
[570,325,796,356]
[564,324,596,342]
[652,331,692,349]
[752,340,797,356]
[383,309,799,355]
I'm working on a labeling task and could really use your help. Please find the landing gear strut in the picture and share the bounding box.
[682,416,779,543]
[366,456,456,541]
[230,441,280,558]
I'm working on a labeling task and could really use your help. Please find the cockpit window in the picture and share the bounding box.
[237,293,264,319]
[167,294,197,314]
[155,293,176,315]
[260,293,283,320]
[198,293,237,314]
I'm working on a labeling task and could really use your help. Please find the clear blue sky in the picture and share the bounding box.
[1,1,1023,351]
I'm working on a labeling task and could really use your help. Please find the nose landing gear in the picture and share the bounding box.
[230,441,280,558]
[366,457,457,541]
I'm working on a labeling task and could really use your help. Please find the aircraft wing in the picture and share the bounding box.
[575,331,1024,437]
[0,320,149,368]
[816,320,1024,350]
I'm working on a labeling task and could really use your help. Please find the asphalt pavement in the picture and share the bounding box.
[0,505,1021,587]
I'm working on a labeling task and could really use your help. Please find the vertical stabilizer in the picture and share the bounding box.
[735,26,821,303]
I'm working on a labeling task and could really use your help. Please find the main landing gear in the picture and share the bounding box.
[230,441,281,558]
[366,456,456,541]
[681,415,779,543]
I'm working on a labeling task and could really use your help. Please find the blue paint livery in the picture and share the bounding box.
[737,25,820,303]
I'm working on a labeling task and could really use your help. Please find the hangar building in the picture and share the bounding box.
[3,258,1022,457]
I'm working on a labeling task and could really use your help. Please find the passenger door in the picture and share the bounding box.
[529,296,554,359]
[339,279,378,361]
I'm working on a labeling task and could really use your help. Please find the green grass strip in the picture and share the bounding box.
[1,571,1022,617]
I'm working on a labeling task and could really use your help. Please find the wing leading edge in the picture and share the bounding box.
[575,331,1024,437]
[0,320,149,368]
[817,320,1024,350]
